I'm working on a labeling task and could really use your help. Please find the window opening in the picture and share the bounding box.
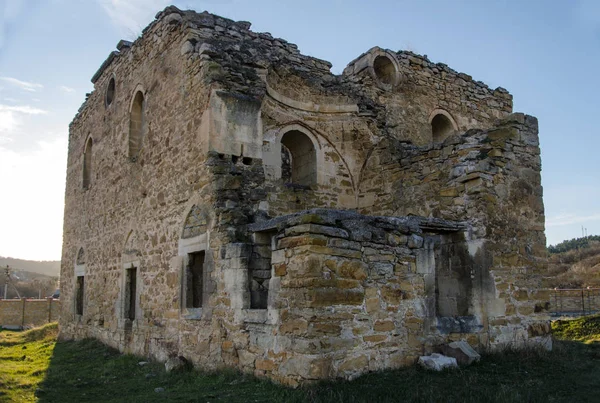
[105,77,115,106]
[249,233,274,309]
[280,130,316,187]
[125,267,137,320]
[83,137,93,189]
[186,252,205,309]
[128,91,145,160]
[373,55,396,85]
[75,276,84,315]
[431,114,455,142]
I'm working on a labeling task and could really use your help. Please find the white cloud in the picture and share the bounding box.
[0,76,44,92]
[0,104,48,135]
[0,104,48,115]
[0,137,67,260]
[98,0,172,39]
[59,85,75,93]
[546,213,600,227]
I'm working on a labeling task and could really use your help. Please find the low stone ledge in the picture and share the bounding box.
[249,209,466,236]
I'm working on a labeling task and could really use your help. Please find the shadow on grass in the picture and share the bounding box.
[35,338,600,403]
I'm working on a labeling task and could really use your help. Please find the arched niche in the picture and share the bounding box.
[128,88,145,160]
[262,123,323,187]
[105,76,115,107]
[182,204,209,239]
[429,109,458,142]
[280,130,317,187]
[82,136,93,189]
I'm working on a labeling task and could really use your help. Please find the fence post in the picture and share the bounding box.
[47,297,53,323]
[21,297,26,328]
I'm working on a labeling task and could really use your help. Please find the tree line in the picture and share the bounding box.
[548,235,600,254]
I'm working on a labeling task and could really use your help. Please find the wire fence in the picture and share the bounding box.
[550,288,600,317]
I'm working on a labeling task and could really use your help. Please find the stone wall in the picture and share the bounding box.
[59,6,551,386]
[0,298,60,329]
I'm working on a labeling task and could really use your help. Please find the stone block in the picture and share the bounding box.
[338,355,368,375]
[165,356,188,372]
[440,341,480,365]
[285,224,349,239]
[255,358,277,371]
[373,320,395,332]
[418,354,458,371]
[278,235,328,249]
[238,350,255,367]
[280,318,308,335]
[307,289,364,307]
[408,234,424,249]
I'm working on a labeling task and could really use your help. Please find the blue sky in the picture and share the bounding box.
[0,0,598,260]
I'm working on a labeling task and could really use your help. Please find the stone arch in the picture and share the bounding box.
[105,75,116,107]
[429,109,458,143]
[82,136,93,189]
[123,230,141,260]
[181,204,209,239]
[128,86,145,160]
[178,202,213,318]
[280,130,317,187]
[121,230,141,324]
[360,47,402,89]
[76,247,85,265]
[263,123,324,186]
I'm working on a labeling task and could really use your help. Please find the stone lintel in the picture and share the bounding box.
[249,208,466,236]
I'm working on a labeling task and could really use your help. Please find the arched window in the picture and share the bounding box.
[430,111,457,142]
[105,77,115,107]
[82,137,93,189]
[280,130,317,187]
[128,91,145,160]
[373,55,396,85]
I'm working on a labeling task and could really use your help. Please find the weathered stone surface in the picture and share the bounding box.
[60,5,549,388]
[165,356,187,373]
[418,354,458,371]
[441,341,481,365]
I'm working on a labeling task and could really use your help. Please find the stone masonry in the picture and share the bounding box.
[60,6,551,386]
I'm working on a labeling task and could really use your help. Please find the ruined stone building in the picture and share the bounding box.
[60,6,552,385]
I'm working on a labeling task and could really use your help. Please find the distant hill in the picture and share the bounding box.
[544,236,600,289]
[0,257,60,277]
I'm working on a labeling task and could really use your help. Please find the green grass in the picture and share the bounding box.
[0,323,57,403]
[2,319,600,402]
[553,314,600,342]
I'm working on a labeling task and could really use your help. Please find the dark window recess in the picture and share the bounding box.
[280,130,316,187]
[82,137,93,189]
[105,77,115,106]
[281,145,292,183]
[76,276,84,315]
[249,237,272,309]
[373,55,396,85]
[125,267,137,320]
[187,252,205,309]
[128,91,144,160]
[431,114,454,142]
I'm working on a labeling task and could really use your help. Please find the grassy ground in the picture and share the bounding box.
[0,324,57,402]
[1,320,600,402]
